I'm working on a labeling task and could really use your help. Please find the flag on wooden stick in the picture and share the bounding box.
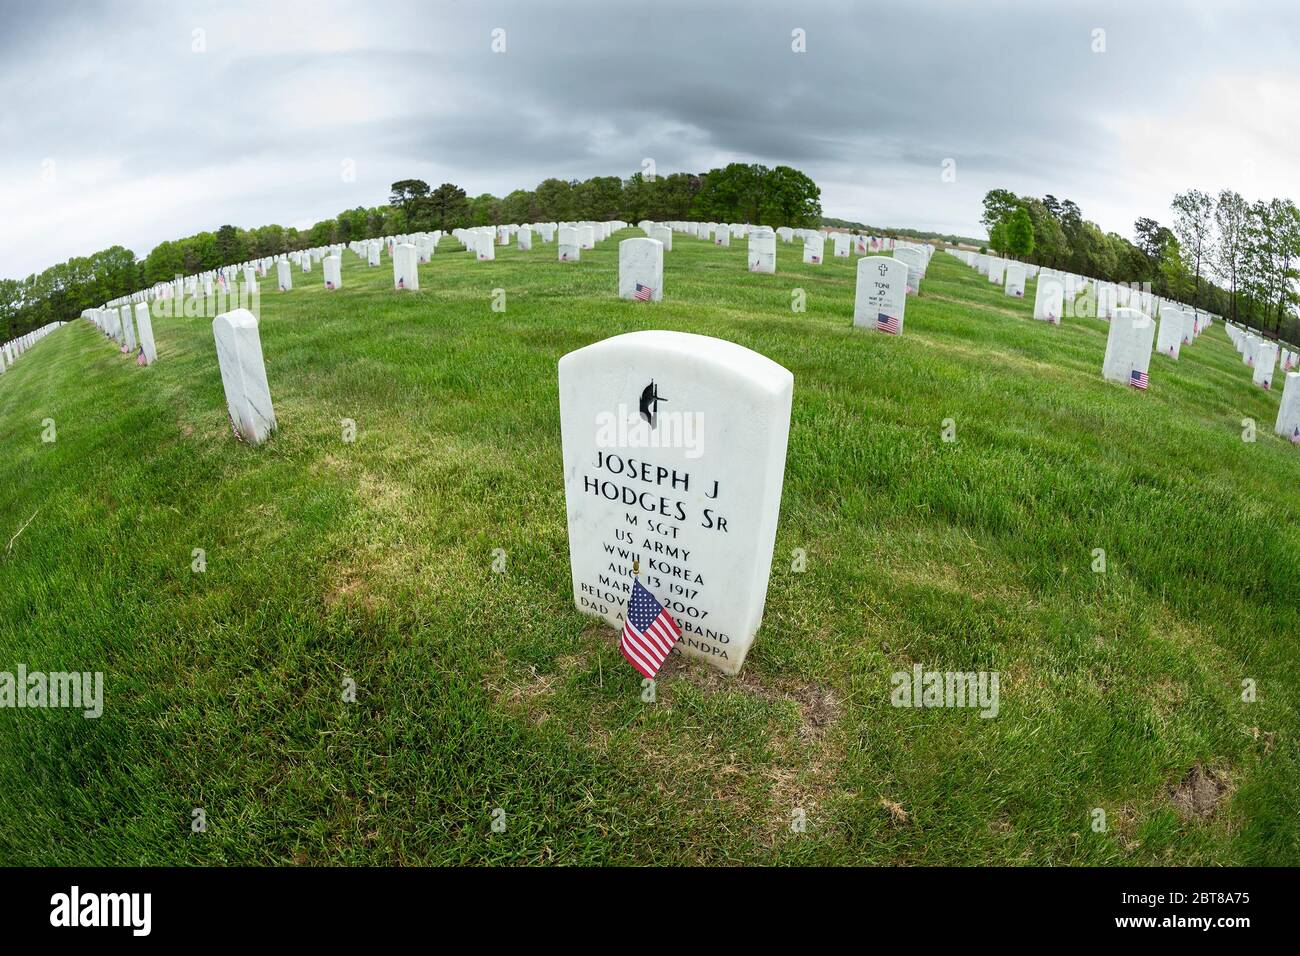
[621,577,681,679]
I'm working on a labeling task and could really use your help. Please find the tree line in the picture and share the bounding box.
[981,187,1300,341]
[1,164,821,342]
[384,163,820,236]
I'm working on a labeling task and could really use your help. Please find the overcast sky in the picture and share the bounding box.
[3,0,1299,279]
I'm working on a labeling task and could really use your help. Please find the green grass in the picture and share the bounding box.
[1,232,1296,865]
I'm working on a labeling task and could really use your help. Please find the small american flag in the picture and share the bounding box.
[1130,369,1149,390]
[621,578,681,679]
[326,281,335,290]
[633,282,654,301]
[877,312,900,334]
[1291,426,1300,445]
[397,277,405,289]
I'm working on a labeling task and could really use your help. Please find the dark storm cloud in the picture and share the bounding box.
[3,0,1298,278]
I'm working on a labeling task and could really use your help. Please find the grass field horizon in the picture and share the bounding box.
[1,232,1296,865]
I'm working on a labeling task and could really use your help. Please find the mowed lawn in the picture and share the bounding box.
[0,232,1296,866]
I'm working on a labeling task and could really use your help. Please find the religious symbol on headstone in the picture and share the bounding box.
[639,380,666,427]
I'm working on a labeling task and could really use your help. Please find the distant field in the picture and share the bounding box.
[0,232,1295,865]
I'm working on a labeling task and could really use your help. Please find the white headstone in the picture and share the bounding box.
[558,330,793,675]
[213,308,276,445]
[854,256,907,335]
[618,238,664,302]
[324,255,342,290]
[559,226,581,262]
[649,225,672,252]
[393,242,419,290]
[277,259,293,292]
[1274,372,1300,441]
[1033,275,1064,324]
[119,305,137,353]
[747,228,776,274]
[833,234,850,258]
[803,234,824,265]
[894,247,925,295]
[1156,309,1183,359]
[1254,341,1279,389]
[1004,264,1026,298]
[106,308,122,344]
[1102,308,1155,389]
[1096,283,1117,320]
[518,227,533,251]
[134,302,157,365]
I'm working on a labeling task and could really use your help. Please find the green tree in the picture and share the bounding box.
[621,171,654,223]
[988,221,1009,255]
[573,176,623,220]
[761,166,821,227]
[215,224,244,265]
[1006,207,1035,259]
[980,188,1021,233]
[693,163,770,224]
[1025,198,1067,267]
[651,173,701,220]
[336,207,367,241]
[1158,236,1191,300]
[142,240,184,284]
[1241,198,1300,333]
[501,189,537,225]
[533,178,575,221]
[389,179,431,229]
[427,184,470,231]
[469,193,502,226]
[1214,189,1249,322]
[308,220,337,247]
[1171,188,1215,306]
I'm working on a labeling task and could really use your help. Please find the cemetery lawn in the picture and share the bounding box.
[1,235,1297,866]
